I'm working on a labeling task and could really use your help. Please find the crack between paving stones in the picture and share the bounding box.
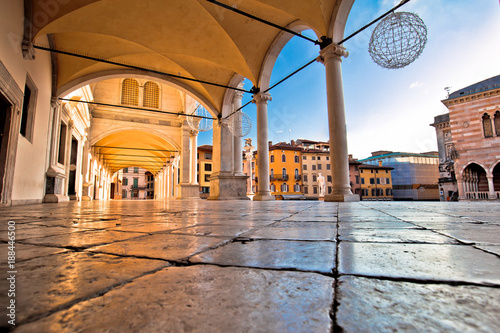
[338,273,500,288]
[332,203,343,333]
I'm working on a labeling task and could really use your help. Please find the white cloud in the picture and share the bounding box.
[409,81,424,89]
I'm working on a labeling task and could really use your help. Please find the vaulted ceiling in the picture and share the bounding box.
[31,0,355,114]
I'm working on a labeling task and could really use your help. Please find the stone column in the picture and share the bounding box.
[319,44,359,202]
[190,131,199,185]
[245,151,254,195]
[233,90,245,176]
[173,156,180,198]
[487,175,495,199]
[252,92,274,201]
[456,175,466,201]
[178,125,199,199]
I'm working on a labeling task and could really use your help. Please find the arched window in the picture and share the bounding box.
[483,113,493,138]
[143,81,160,108]
[270,155,274,163]
[121,78,139,106]
[294,183,300,192]
[294,155,299,163]
[494,111,500,136]
[282,168,287,176]
[282,154,286,162]
[270,184,275,192]
[294,168,299,177]
[281,183,288,192]
[270,169,274,177]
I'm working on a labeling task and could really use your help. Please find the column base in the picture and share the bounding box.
[81,196,92,201]
[69,194,79,201]
[43,194,70,203]
[207,173,250,200]
[253,192,275,201]
[176,184,200,200]
[324,194,360,202]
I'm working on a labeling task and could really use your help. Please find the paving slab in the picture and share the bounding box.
[0,226,87,241]
[437,228,500,245]
[336,276,500,333]
[190,239,336,273]
[474,245,500,256]
[169,224,254,237]
[0,243,68,261]
[272,221,336,228]
[14,266,334,333]
[21,230,146,248]
[338,221,417,229]
[339,243,500,284]
[240,226,337,241]
[0,252,166,325]
[109,222,188,233]
[339,228,459,244]
[89,233,232,261]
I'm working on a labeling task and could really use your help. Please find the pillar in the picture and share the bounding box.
[190,131,199,185]
[245,151,254,195]
[233,90,244,176]
[487,175,495,199]
[177,124,199,199]
[319,43,359,202]
[252,92,274,201]
[456,175,466,201]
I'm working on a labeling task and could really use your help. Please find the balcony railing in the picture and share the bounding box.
[270,174,288,181]
[295,175,301,181]
[465,191,489,200]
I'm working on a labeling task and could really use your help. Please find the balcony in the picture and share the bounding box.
[270,174,288,181]
[294,175,301,181]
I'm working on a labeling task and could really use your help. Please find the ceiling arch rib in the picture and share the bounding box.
[94,130,177,175]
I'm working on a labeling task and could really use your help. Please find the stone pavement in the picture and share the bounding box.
[0,200,499,332]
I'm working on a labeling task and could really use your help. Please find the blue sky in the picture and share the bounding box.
[198,0,500,159]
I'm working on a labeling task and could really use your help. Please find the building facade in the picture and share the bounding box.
[359,162,394,200]
[120,167,148,200]
[440,75,500,200]
[360,151,439,201]
[197,145,213,198]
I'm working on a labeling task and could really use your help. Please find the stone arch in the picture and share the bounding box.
[89,127,180,152]
[329,0,356,41]
[56,69,219,118]
[461,162,489,198]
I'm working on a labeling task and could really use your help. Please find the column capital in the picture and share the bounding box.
[190,130,199,136]
[252,92,272,104]
[318,44,349,63]
[233,90,245,102]
[51,97,61,109]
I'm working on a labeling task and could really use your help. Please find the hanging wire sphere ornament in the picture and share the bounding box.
[369,11,427,69]
[187,103,213,132]
[228,111,252,137]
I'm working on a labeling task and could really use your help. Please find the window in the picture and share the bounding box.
[303,156,307,160]
[20,76,37,142]
[143,81,159,108]
[121,78,139,106]
[483,113,493,138]
[328,186,332,194]
[303,175,308,182]
[313,186,318,194]
[355,166,359,171]
[270,184,275,192]
[386,188,392,196]
[295,168,299,177]
[376,178,380,184]
[294,183,300,192]
[57,121,67,165]
[312,156,316,160]
[327,164,330,170]
[313,175,317,182]
[133,178,139,189]
[386,178,390,184]
[318,164,322,170]
[270,169,274,177]
[124,168,128,173]
[205,152,212,160]
[371,189,376,196]
[495,111,500,136]
[122,190,127,198]
[281,154,286,162]
[355,176,360,184]
[282,168,287,176]
[304,186,308,194]
[123,178,128,186]
[281,183,288,192]
[270,155,274,163]
[204,164,212,172]
[361,178,365,185]
[134,167,139,173]
[326,156,329,161]
[294,155,299,163]
[204,174,210,182]
[312,165,316,171]
[327,175,332,182]
[317,156,321,160]
[370,178,375,184]
[303,165,307,170]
